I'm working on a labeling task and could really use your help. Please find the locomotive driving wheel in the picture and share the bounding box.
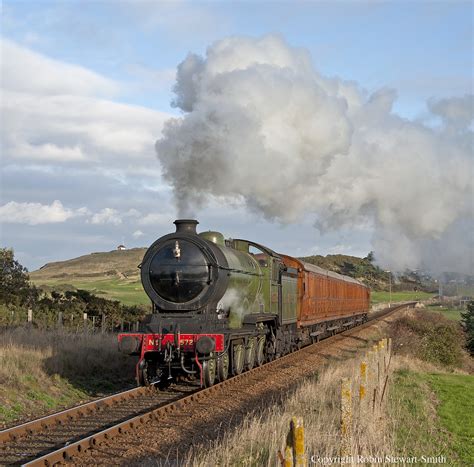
[256,335,266,366]
[245,337,257,370]
[265,332,277,361]
[232,343,245,375]
[217,351,229,382]
[203,355,216,387]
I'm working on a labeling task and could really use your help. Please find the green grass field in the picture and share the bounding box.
[427,373,474,463]
[391,370,474,464]
[31,277,149,306]
[371,290,435,305]
[426,305,464,321]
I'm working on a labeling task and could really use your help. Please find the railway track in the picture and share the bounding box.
[0,302,414,466]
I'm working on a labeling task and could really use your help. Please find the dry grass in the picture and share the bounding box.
[0,327,137,425]
[182,354,394,466]
[180,312,472,467]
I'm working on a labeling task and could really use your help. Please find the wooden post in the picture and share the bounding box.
[83,313,88,330]
[135,321,139,332]
[282,417,306,467]
[284,445,293,467]
[92,315,96,331]
[341,378,352,457]
[57,311,63,327]
[27,309,33,323]
[292,417,305,467]
[120,319,124,332]
[101,314,106,333]
[359,361,367,402]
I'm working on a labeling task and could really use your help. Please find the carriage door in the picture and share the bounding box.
[281,267,298,324]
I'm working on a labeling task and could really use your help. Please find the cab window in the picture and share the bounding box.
[249,245,268,268]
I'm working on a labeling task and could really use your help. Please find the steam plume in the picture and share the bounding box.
[156,35,473,274]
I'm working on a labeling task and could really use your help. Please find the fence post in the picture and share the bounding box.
[359,360,368,420]
[27,308,33,323]
[57,311,63,327]
[292,417,305,467]
[83,313,88,330]
[282,417,306,467]
[135,321,139,332]
[341,378,352,458]
[101,314,106,333]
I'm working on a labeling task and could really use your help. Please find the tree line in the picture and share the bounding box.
[0,248,147,330]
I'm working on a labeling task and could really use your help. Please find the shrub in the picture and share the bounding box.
[389,309,463,368]
[461,301,474,356]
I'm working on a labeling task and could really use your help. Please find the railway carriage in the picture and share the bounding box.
[118,219,370,387]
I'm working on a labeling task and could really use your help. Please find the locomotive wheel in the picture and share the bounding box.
[245,337,257,370]
[217,351,229,382]
[232,343,245,375]
[265,334,276,362]
[137,359,151,386]
[203,356,216,387]
[137,366,148,386]
[255,335,266,366]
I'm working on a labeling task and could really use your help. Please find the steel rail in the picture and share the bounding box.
[4,302,414,466]
[0,386,151,444]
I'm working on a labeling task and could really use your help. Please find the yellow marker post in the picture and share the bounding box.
[292,417,306,467]
[284,444,293,467]
[359,361,367,401]
[283,417,306,467]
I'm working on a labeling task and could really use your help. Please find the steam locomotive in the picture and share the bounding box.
[118,220,370,387]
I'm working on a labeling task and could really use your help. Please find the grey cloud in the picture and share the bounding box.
[428,94,474,130]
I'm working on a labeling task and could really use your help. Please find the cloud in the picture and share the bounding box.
[132,230,144,238]
[90,208,122,225]
[0,201,135,227]
[428,94,474,131]
[138,213,171,226]
[0,200,87,225]
[1,38,170,168]
[1,38,119,97]
[156,35,474,275]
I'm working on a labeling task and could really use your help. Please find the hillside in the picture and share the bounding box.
[300,254,390,289]
[30,248,429,305]
[32,248,147,281]
[30,248,148,305]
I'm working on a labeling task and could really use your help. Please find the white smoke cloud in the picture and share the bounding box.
[156,35,473,275]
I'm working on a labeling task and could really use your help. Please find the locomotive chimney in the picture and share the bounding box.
[174,219,199,234]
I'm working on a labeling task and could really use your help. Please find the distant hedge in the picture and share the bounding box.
[0,248,147,330]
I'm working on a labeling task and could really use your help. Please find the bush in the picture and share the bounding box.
[390,309,464,368]
[0,249,147,329]
[461,301,474,356]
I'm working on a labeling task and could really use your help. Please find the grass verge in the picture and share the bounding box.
[390,368,473,465]
[0,327,137,426]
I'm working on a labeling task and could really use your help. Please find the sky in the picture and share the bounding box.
[0,1,473,272]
